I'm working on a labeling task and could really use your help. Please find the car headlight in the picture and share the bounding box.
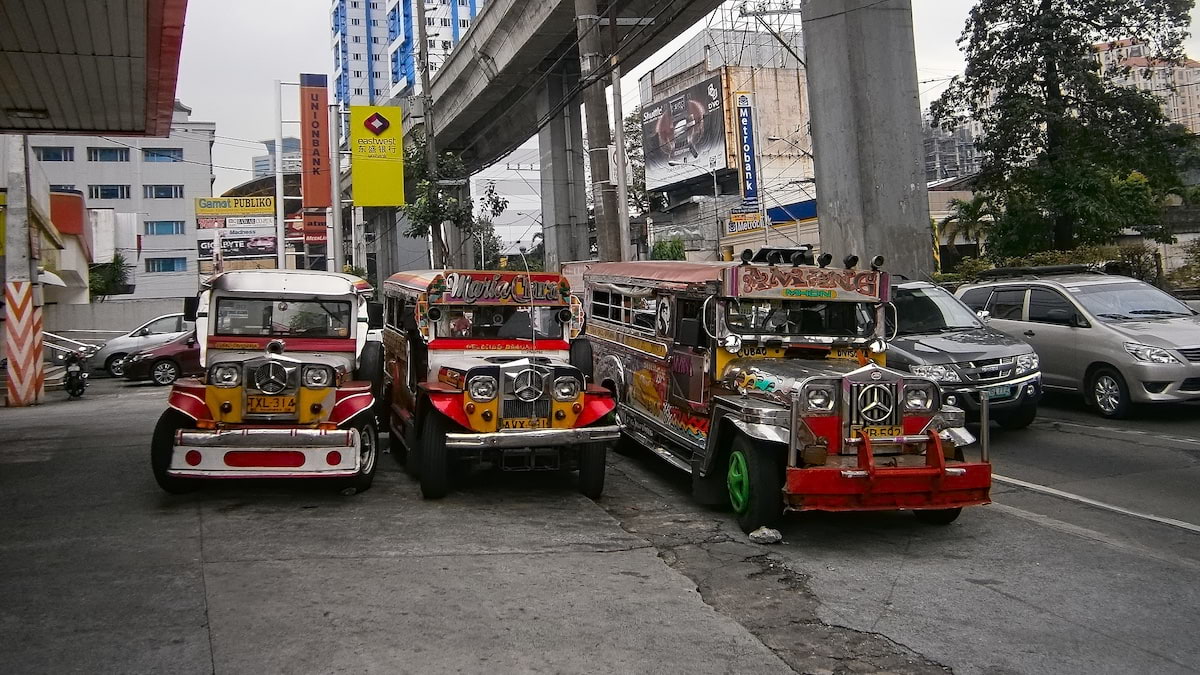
[1124,342,1180,364]
[909,364,961,383]
[553,376,581,401]
[130,353,147,362]
[468,375,497,402]
[209,364,240,387]
[302,365,334,388]
[801,382,836,412]
[903,382,937,411]
[1016,352,1040,374]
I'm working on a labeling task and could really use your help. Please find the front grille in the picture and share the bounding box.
[503,398,551,419]
[1178,347,1200,363]
[960,357,1015,383]
[1180,377,1200,392]
[848,382,901,427]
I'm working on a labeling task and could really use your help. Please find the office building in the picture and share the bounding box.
[252,137,302,179]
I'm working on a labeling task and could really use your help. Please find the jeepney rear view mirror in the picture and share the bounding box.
[677,318,703,347]
[367,302,385,330]
[183,296,199,322]
[818,253,833,268]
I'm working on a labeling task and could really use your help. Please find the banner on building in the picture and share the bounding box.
[300,73,332,208]
[642,75,726,191]
[350,105,405,206]
[198,234,278,260]
[195,197,276,217]
[734,92,760,205]
[302,213,328,244]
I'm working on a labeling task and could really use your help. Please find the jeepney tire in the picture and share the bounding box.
[342,419,378,494]
[418,413,452,499]
[913,507,962,525]
[357,341,385,423]
[995,403,1037,430]
[151,410,199,495]
[569,338,594,379]
[728,435,784,534]
[578,442,607,500]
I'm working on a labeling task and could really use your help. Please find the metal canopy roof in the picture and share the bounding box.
[0,0,187,136]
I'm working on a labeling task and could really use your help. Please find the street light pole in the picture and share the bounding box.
[273,79,287,269]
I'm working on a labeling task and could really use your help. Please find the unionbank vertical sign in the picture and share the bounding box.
[299,73,331,208]
[350,105,405,207]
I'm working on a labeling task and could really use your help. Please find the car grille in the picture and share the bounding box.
[959,357,1015,383]
[502,398,551,419]
[848,382,901,427]
[1177,347,1200,363]
[1180,377,1200,392]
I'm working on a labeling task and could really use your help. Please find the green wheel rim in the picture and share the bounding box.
[727,450,750,514]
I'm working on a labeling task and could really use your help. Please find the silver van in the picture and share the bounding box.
[956,267,1200,418]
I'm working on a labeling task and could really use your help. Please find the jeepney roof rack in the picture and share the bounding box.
[974,264,1104,281]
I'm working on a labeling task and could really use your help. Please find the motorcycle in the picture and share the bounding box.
[64,347,94,399]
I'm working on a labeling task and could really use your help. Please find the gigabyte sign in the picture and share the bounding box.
[433,272,568,305]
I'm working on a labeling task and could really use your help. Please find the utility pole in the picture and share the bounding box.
[574,0,621,262]
[609,3,632,262]
[273,79,287,269]
[416,0,446,268]
[328,103,345,271]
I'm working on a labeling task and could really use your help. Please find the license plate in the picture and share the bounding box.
[501,418,549,429]
[830,348,860,360]
[982,385,1012,400]
[850,425,903,439]
[67,365,81,373]
[247,395,296,413]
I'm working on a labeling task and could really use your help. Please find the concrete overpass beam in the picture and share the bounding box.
[538,63,590,270]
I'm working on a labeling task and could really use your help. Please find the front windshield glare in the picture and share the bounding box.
[435,306,563,341]
[216,298,352,337]
[1069,282,1196,321]
[891,286,981,335]
[725,299,874,337]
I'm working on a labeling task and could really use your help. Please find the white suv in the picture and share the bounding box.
[956,267,1200,418]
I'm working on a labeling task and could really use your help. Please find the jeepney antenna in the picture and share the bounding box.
[518,245,536,350]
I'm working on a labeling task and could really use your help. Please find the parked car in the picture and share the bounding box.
[956,266,1200,418]
[887,281,1042,429]
[92,313,195,377]
[123,331,202,386]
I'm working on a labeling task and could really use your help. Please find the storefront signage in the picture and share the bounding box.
[350,105,405,207]
[299,73,332,208]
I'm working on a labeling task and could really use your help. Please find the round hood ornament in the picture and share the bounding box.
[255,362,288,394]
[513,369,543,402]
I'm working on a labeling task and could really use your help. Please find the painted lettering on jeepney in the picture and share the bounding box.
[632,367,666,412]
[665,404,710,441]
[432,272,569,305]
[739,266,879,298]
[736,369,782,393]
[670,354,693,376]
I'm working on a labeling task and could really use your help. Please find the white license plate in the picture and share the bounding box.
[982,385,1012,399]
[67,365,81,373]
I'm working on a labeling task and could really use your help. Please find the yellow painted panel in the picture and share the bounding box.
[463,392,498,433]
[206,386,244,423]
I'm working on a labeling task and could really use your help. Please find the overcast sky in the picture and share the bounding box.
[176,1,1200,194]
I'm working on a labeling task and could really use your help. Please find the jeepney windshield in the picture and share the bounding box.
[434,305,563,341]
[725,299,876,337]
[215,297,353,338]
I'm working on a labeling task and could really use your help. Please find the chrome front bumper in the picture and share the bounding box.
[168,427,361,478]
[445,424,621,449]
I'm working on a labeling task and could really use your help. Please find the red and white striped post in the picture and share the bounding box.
[4,135,45,406]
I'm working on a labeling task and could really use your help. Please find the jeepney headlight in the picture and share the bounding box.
[1016,352,1040,374]
[302,365,334,388]
[209,364,240,387]
[468,375,497,402]
[908,364,960,382]
[801,382,836,412]
[553,376,581,401]
[904,382,937,412]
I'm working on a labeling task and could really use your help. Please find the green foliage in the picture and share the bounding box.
[88,252,133,301]
[938,243,1164,285]
[651,238,686,261]
[1167,238,1200,288]
[940,195,995,249]
[625,107,667,216]
[931,0,1198,250]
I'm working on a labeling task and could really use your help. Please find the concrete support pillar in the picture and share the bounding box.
[801,0,933,279]
[538,62,590,271]
[4,135,44,407]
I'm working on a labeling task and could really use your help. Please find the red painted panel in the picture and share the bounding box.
[428,339,570,352]
[427,392,472,429]
[224,451,306,468]
[576,391,616,428]
[784,463,992,512]
[208,335,356,352]
[168,382,211,421]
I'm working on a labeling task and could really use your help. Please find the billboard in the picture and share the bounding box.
[302,213,328,244]
[197,234,278,260]
[300,73,332,208]
[642,75,726,191]
[350,105,405,206]
[194,197,275,216]
[728,91,764,235]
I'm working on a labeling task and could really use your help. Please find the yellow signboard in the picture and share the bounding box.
[194,197,276,216]
[350,105,405,207]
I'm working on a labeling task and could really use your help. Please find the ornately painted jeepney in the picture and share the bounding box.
[151,270,382,494]
[380,270,620,499]
[580,250,991,533]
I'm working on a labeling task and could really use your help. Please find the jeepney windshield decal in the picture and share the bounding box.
[433,305,564,341]
[215,298,352,338]
[725,299,876,337]
[431,271,569,306]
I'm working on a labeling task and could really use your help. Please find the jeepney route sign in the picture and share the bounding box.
[433,272,568,305]
[738,266,881,299]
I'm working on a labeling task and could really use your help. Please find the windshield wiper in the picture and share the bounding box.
[1128,309,1192,316]
[1094,312,1133,320]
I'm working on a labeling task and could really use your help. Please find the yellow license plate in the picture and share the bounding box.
[501,418,549,429]
[851,425,903,438]
[247,395,296,413]
[830,348,861,360]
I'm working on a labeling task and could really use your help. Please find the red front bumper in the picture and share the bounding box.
[785,431,992,512]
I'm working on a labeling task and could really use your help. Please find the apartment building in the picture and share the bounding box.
[1096,38,1200,134]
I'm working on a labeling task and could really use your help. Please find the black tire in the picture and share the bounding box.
[726,435,784,534]
[65,376,86,399]
[1089,367,1131,419]
[419,411,452,499]
[150,359,180,386]
[578,442,607,499]
[995,403,1037,430]
[105,354,128,378]
[914,507,962,525]
[342,419,378,494]
[150,409,199,494]
[569,338,594,379]
[357,341,385,422]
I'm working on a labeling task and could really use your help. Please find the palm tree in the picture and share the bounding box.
[939,195,994,258]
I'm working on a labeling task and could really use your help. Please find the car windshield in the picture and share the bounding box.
[724,299,876,337]
[891,285,981,335]
[215,298,352,337]
[434,305,564,341]
[1067,282,1196,322]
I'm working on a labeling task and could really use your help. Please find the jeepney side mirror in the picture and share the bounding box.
[367,302,385,330]
[677,318,704,348]
[183,296,199,323]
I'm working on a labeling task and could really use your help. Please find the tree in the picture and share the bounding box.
[931,0,1198,251]
[88,252,133,301]
[940,195,995,254]
[651,238,686,260]
[624,107,666,216]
